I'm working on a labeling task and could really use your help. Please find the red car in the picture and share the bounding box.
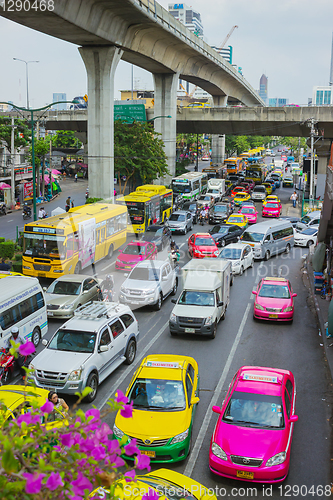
[188,233,219,258]
[239,182,251,193]
[231,186,246,197]
[262,202,282,218]
[115,240,157,271]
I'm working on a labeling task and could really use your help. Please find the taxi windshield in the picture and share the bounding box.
[128,378,186,411]
[139,477,196,500]
[241,208,255,214]
[266,203,279,208]
[123,244,146,255]
[222,392,284,429]
[258,284,290,299]
[228,217,242,223]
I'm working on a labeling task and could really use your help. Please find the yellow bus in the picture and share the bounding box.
[202,165,226,179]
[224,157,243,175]
[117,184,173,234]
[22,203,128,278]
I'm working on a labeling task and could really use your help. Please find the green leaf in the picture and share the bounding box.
[2,449,18,473]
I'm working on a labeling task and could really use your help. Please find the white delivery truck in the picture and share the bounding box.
[169,258,231,339]
[206,179,225,202]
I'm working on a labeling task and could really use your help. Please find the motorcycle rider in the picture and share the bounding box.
[100,274,114,301]
[23,203,31,218]
[38,207,47,219]
[5,326,26,377]
[199,206,207,224]
[85,188,89,200]
[169,241,180,269]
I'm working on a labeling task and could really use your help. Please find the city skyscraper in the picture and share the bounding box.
[168,3,204,38]
[52,93,67,110]
[259,75,268,105]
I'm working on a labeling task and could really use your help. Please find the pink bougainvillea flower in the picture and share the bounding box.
[115,389,128,404]
[60,433,74,448]
[107,439,120,454]
[40,399,54,414]
[91,445,106,461]
[17,413,40,427]
[124,470,136,482]
[18,341,35,356]
[23,473,45,494]
[142,487,159,500]
[71,472,93,496]
[120,401,133,419]
[86,408,100,422]
[135,453,151,471]
[124,439,139,456]
[45,472,64,491]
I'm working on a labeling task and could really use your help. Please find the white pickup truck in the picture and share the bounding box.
[206,179,225,202]
[169,258,231,339]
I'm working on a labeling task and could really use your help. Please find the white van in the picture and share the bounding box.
[241,220,294,260]
[0,276,48,348]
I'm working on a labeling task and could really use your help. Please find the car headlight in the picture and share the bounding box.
[255,303,265,311]
[205,315,213,325]
[68,368,82,381]
[142,288,156,295]
[28,363,35,375]
[170,428,189,444]
[120,287,129,294]
[214,250,219,256]
[233,260,241,266]
[54,269,64,273]
[266,451,286,467]
[211,442,227,461]
[284,306,293,312]
[113,424,124,439]
[22,265,31,270]
[170,312,177,323]
[61,303,76,310]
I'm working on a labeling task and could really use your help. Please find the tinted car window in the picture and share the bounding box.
[120,313,135,328]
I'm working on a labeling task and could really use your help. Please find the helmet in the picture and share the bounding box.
[11,326,19,337]
[170,240,176,248]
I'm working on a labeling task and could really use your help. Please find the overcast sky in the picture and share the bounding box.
[0,0,333,108]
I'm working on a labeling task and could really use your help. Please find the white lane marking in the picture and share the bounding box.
[97,320,168,410]
[101,262,116,271]
[251,261,264,299]
[184,301,252,477]
[179,243,185,248]
[7,219,13,222]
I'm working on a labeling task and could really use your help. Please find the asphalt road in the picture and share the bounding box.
[3,153,332,498]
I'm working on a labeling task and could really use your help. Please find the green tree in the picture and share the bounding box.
[52,130,82,149]
[234,136,250,155]
[225,135,238,157]
[0,116,30,152]
[280,137,306,156]
[114,120,169,193]
[27,137,51,169]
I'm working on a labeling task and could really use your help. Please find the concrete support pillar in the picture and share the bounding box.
[211,95,228,164]
[153,72,179,185]
[317,156,329,199]
[79,46,123,199]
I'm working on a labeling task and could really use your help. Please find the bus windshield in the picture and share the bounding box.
[172,182,191,194]
[23,234,66,260]
[126,203,145,224]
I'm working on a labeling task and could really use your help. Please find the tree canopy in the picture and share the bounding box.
[52,130,82,149]
[0,116,30,152]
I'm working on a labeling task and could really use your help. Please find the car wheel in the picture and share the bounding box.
[32,327,41,347]
[307,240,314,248]
[154,293,163,310]
[209,321,217,339]
[107,244,114,259]
[170,330,177,337]
[239,266,244,276]
[285,243,291,254]
[264,250,270,261]
[220,239,226,247]
[125,339,136,365]
[84,372,98,403]
[171,278,178,296]
[74,261,81,274]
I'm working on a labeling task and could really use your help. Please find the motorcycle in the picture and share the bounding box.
[0,349,31,385]
[85,189,89,201]
[169,249,180,274]
[0,202,6,216]
[101,288,113,302]
[198,213,206,226]
[23,206,32,220]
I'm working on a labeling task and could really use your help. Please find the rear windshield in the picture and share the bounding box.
[169,214,185,222]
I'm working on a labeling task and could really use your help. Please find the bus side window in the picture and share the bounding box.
[107,218,115,237]
[67,234,74,258]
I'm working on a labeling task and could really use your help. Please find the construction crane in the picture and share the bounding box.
[219,25,238,50]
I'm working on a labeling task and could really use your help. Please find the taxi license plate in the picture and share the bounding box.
[124,266,131,269]
[39,272,46,277]
[236,470,254,480]
[141,450,155,458]
[170,228,176,231]
[185,328,195,333]
[269,314,278,318]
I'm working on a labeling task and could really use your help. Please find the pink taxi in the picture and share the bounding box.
[262,202,282,218]
[209,366,298,483]
[252,277,297,321]
[239,205,258,224]
[115,241,157,271]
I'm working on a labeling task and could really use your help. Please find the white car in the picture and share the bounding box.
[119,260,177,310]
[251,185,267,201]
[219,242,254,275]
[294,227,318,247]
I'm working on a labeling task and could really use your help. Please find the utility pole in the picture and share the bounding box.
[195,134,199,171]
[10,117,16,209]
[309,118,317,204]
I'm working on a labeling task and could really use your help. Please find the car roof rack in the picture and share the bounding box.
[74,301,122,319]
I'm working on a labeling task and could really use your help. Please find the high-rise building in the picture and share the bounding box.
[312,86,332,105]
[269,98,289,107]
[259,75,268,105]
[168,3,204,38]
[53,93,67,110]
[329,32,333,85]
[210,46,233,64]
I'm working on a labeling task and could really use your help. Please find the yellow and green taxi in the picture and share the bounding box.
[113,355,199,463]
[0,270,24,279]
[262,182,273,195]
[226,213,248,229]
[233,191,251,207]
[91,469,216,500]
[0,385,66,428]
[263,195,281,207]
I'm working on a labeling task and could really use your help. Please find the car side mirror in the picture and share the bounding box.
[212,405,222,414]
[171,298,177,303]
[124,273,129,278]
[118,249,122,252]
[252,290,257,295]
[217,301,224,307]
[190,396,200,406]
[42,339,48,346]
[43,286,47,291]
[292,293,297,297]
[289,414,298,423]
[83,289,89,294]
[162,276,168,281]
[99,345,108,352]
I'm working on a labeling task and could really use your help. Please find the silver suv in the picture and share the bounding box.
[28,302,139,402]
[119,260,177,310]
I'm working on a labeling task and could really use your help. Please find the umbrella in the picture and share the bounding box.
[0,182,11,189]
[52,169,61,175]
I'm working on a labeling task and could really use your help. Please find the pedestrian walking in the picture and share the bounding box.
[290,191,297,208]
[71,199,74,208]
[74,173,78,183]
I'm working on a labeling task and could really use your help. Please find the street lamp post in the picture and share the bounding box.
[0,100,77,221]
[13,58,39,109]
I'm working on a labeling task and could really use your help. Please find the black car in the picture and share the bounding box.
[227,175,239,185]
[208,224,244,247]
[209,202,233,225]
[183,201,199,224]
[140,224,171,251]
